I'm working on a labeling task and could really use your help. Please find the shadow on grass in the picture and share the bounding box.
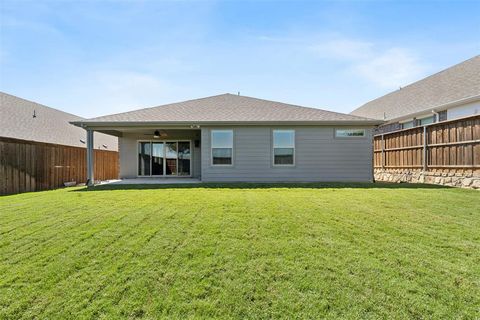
[71,181,451,192]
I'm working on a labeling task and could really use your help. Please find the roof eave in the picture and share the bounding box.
[353,93,480,122]
[383,94,480,123]
[71,119,384,129]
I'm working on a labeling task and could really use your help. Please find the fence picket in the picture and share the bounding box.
[0,137,118,195]
[374,115,480,172]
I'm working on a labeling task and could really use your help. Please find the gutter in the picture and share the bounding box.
[383,94,480,124]
[70,119,385,129]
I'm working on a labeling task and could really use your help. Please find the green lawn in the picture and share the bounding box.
[1,183,479,319]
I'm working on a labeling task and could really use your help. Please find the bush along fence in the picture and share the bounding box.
[373,114,480,188]
[0,137,119,195]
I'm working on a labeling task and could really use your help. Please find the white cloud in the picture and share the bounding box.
[311,37,427,89]
[312,39,374,60]
[354,48,426,88]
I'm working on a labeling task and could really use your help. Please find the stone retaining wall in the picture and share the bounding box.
[374,169,480,189]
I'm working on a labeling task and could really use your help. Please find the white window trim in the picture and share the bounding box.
[211,129,234,166]
[334,128,366,138]
[272,129,295,167]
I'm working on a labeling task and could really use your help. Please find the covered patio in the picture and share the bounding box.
[80,126,202,186]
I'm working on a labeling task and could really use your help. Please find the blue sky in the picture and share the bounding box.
[1,1,479,118]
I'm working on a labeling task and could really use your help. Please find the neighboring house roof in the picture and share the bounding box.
[350,55,480,121]
[73,93,381,127]
[0,92,118,150]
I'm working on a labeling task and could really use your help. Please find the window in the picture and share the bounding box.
[138,141,191,176]
[273,130,295,165]
[419,116,435,126]
[401,121,414,129]
[438,110,447,122]
[211,130,233,165]
[335,129,365,137]
[138,142,151,176]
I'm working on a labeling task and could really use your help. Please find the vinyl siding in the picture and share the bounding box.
[118,131,201,179]
[201,126,374,182]
[446,100,480,120]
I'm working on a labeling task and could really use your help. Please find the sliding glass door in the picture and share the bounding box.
[138,142,151,176]
[152,142,164,175]
[178,142,191,176]
[165,142,177,176]
[138,141,191,177]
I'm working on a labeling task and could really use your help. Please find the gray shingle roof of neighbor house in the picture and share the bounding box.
[0,92,118,151]
[72,93,382,127]
[350,55,480,121]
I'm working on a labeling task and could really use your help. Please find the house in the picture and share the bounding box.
[71,94,382,185]
[0,92,119,195]
[0,92,117,150]
[350,55,480,133]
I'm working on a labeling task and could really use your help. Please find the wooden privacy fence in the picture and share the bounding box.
[374,115,480,171]
[0,137,119,195]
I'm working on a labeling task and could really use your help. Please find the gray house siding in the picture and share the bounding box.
[201,126,373,182]
[118,131,201,179]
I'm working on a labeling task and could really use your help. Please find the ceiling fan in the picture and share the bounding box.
[143,130,168,138]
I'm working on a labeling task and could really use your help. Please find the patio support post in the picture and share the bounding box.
[86,129,95,186]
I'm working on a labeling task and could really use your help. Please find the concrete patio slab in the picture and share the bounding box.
[99,178,202,185]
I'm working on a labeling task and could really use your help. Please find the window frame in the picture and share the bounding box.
[272,129,295,167]
[399,119,415,129]
[334,128,366,138]
[136,140,192,177]
[211,129,234,166]
[418,115,435,126]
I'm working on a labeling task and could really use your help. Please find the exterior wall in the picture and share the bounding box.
[447,101,480,120]
[375,169,480,189]
[118,130,201,179]
[201,126,374,182]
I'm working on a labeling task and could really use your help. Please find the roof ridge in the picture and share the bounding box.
[354,55,480,112]
[85,93,233,121]
[0,91,84,120]
[87,92,375,122]
[233,93,375,120]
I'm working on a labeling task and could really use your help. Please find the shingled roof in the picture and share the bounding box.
[73,93,381,126]
[0,92,118,150]
[351,55,480,121]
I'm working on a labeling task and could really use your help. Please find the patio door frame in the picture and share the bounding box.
[137,140,192,177]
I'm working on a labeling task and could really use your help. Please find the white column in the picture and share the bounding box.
[86,129,95,186]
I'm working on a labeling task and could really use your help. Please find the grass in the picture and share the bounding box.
[0,182,479,319]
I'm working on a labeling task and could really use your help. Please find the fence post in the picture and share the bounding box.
[423,126,428,171]
[86,129,95,186]
[381,134,385,169]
